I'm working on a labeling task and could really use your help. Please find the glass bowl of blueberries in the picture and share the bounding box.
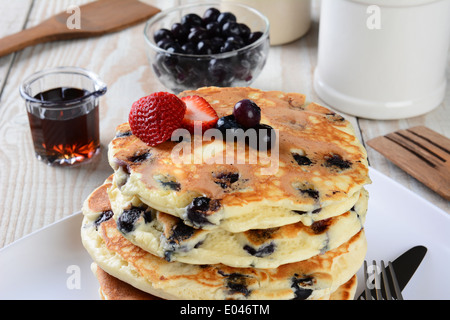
[144,2,270,93]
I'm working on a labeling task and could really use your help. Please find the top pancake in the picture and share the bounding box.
[108,87,370,231]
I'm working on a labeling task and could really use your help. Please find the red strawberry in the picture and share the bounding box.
[128,92,186,147]
[180,95,219,133]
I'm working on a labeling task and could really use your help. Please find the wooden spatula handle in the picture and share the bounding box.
[0,24,59,57]
[0,0,161,58]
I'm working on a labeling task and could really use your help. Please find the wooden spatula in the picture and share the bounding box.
[0,0,160,58]
[367,126,450,200]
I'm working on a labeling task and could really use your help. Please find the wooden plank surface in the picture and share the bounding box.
[0,0,448,250]
[0,0,33,92]
[0,0,180,248]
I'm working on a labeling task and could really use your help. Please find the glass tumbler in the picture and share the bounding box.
[20,67,107,166]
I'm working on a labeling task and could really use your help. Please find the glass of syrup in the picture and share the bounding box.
[20,67,107,166]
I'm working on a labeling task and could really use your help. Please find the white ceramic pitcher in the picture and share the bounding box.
[314,0,450,119]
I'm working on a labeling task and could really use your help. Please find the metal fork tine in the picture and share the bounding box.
[389,261,403,300]
[361,259,404,300]
[380,260,392,300]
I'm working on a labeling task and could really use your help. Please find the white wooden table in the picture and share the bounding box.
[0,0,448,249]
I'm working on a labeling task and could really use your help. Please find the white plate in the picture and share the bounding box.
[0,213,99,300]
[0,167,449,300]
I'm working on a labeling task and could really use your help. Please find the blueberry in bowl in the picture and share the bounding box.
[144,2,270,93]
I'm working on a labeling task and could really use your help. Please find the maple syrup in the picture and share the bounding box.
[27,87,100,166]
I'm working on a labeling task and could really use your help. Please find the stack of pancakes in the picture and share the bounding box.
[81,87,371,300]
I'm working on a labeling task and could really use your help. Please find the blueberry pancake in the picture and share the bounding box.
[91,263,358,301]
[82,86,370,300]
[91,263,163,300]
[81,181,367,300]
[108,87,370,231]
[108,183,368,268]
